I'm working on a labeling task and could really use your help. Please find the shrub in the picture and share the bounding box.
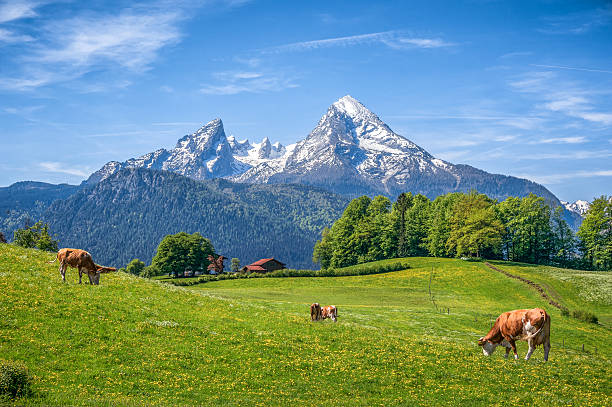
[0,360,32,399]
[560,307,570,317]
[571,310,598,324]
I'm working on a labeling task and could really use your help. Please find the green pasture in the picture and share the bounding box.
[0,244,610,406]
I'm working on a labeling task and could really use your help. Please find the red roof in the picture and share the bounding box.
[250,258,285,266]
[244,265,266,272]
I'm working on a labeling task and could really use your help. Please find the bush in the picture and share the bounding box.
[560,307,570,317]
[140,264,161,278]
[161,260,410,286]
[0,360,32,399]
[572,310,598,324]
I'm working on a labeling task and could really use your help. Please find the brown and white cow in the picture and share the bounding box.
[310,303,337,322]
[478,308,551,361]
[51,248,116,285]
[321,305,338,322]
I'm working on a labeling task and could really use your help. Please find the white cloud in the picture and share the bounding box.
[33,11,182,71]
[0,27,33,43]
[0,0,38,23]
[499,51,533,59]
[532,64,612,75]
[539,7,612,35]
[201,70,298,95]
[262,31,454,53]
[531,136,586,144]
[510,71,612,126]
[518,170,612,185]
[39,161,90,177]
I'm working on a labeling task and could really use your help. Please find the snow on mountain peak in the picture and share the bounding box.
[561,199,591,216]
[332,94,374,119]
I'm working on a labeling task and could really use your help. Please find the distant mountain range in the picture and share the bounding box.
[1,95,587,266]
[561,200,591,216]
[87,95,562,205]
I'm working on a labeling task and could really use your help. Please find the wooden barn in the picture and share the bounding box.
[242,258,286,273]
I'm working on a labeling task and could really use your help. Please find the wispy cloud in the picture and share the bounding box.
[518,170,612,185]
[539,7,612,35]
[529,136,586,144]
[0,0,39,23]
[35,11,181,70]
[261,31,455,54]
[499,51,533,59]
[388,113,543,130]
[39,161,90,177]
[510,71,612,125]
[0,27,33,43]
[200,70,298,95]
[517,150,612,160]
[0,1,251,91]
[531,64,612,75]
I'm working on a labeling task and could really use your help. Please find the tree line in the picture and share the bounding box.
[313,192,611,271]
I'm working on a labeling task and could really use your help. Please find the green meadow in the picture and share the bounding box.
[0,244,610,406]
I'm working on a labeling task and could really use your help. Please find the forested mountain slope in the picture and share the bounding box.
[43,168,348,268]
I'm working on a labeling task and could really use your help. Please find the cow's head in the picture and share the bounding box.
[478,337,498,356]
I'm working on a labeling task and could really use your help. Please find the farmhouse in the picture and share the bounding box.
[242,258,286,273]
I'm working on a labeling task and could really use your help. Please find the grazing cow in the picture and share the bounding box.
[310,303,322,321]
[310,303,337,322]
[51,248,116,285]
[478,308,551,361]
[321,305,338,322]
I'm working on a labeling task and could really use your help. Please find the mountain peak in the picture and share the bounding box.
[332,95,372,118]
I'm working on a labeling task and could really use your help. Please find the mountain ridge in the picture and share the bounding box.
[87,95,563,207]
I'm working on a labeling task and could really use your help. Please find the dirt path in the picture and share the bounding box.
[484,262,565,311]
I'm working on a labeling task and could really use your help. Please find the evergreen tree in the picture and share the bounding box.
[230,258,241,273]
[13,221,58,252]
[394,193,412,257]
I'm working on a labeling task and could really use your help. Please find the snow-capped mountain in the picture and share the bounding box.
[86,95,561,206]
[561,200,590,216]
[87,119,249,184]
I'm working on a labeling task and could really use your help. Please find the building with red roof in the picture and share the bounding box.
[242,258,286,273]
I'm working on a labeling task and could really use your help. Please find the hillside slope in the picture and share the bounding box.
[0,181,80,240]
[1,244,609,406]
[43,168,348,268]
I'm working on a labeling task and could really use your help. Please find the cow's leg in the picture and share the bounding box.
[525,339,536,360]
[78,267,83,284]
[504,346,510,359]
[543,338,551,362]
[508,339,518,360]
[59,264,66,282]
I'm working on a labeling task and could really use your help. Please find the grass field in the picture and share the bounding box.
[1,244,610,405]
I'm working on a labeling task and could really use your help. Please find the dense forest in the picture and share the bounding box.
[41,168,349,268]
[0,181,79,239]
[313,192,611,271]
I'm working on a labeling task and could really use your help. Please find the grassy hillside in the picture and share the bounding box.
[0,244,610,406]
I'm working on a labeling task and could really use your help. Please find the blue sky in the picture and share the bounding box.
[0,0,610,202]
